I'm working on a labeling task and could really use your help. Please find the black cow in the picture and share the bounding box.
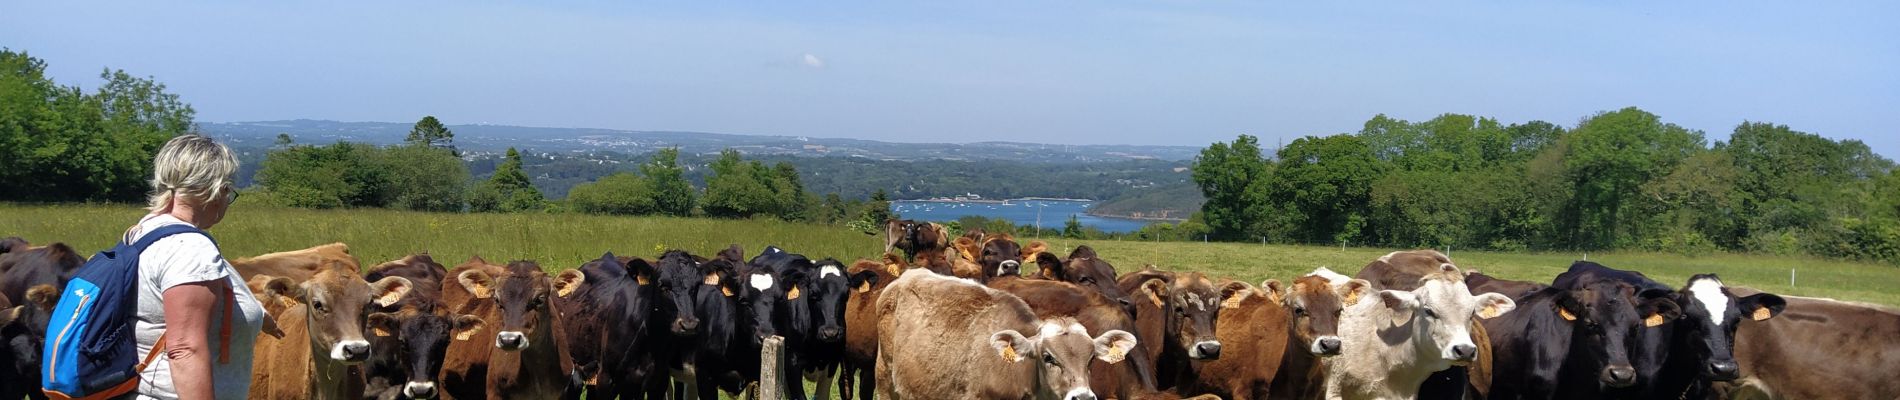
[551,252,661,400]
[750,247,871,400]
[1485,279,1674,400]
[364,309,483,400]
[1552,263,1784,399]
[0,241,82,308]
[672,245,756,400]
[0,285,55,400]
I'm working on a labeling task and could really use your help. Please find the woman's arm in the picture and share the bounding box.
[162,280,222,399]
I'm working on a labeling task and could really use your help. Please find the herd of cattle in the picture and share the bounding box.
[0,220,1896,400]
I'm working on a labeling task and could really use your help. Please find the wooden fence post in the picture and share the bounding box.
[761,335,786,400]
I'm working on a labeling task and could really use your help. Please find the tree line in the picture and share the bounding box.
[1193,108,1900,263]
[0,49,195,202]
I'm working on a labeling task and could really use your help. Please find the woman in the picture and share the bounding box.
[125,134,266,400]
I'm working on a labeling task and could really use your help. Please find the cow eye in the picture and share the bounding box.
[1042,352,1058,366]
[1174,306,1185,315]
[1293,306,1307,316]
[313,301,327,313]
[1423,308,1439,319]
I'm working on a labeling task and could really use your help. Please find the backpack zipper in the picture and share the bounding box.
[48,288,92,381]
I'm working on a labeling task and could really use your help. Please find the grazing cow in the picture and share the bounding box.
[231,242,353,282]
[452,260,566,399]
[1721,288,1900,400]
[990,273,1163,399]
[0,241,82,307]
[550,252,661,400]
[1355,250,1498,400]
[1552,263,1784,399]
[875,269,1137,400]
[1325,264,1515,400]
[0,285,55,400]
[361,254,483,400]
[1268,270,1367,400]
[249,261,414,400]
[1116,268,1232,390]
[1466,271,1546,298]
[1483,279,1680,400]
[838,257,898,400]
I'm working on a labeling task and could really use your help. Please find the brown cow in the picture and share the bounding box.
[886,219,950,262]
[249,259,414,400]
[1353,250,1496,400]
[0,240,83,307]
[875,269,1137,400]
[1116,268,1244,390]
[452,260,566,400]
[1034,245,1130,302]
[1464,270,1546,298]
[838,257,900,400]
[0,284,56,400]
[1721,288,1900,400]
[1266,270,1367,400]
[989,274,1164,399]
[232,242,353,282]
[1175,280,1286,400]
[439,257,507,400]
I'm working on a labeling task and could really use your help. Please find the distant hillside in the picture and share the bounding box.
[203,119,1200,163]
[1088,182,1202,221]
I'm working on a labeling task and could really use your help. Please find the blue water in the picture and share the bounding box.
[890,199,1157,233]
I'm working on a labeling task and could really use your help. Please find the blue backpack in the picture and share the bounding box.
[42,224,234,400]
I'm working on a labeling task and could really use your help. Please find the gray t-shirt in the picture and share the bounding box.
[127,215,266,400]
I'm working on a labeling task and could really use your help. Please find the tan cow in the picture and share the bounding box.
[249,259,413,400]
[232,243,353,282]
[451,260,565,400]
[876,269,1136,400]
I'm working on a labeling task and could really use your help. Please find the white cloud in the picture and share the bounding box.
[801,53,825,68]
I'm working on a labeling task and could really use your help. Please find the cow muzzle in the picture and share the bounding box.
[403,381,438,399]
[818,326,844,342]
[1601,365,1637,388]
[674,317,701,335]
[1188,340,1222,360]
[1448,343,1478,362]
[1063,388,1097,400]
[496,331,529,351]
[331,340,371,363]
[1311,336,1343,356]
[998,260,1021,276]
[1707,360,1741,381]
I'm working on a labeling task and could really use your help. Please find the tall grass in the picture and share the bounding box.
[5,203,1896,306]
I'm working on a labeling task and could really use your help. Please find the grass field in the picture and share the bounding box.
[5,202,1897,307]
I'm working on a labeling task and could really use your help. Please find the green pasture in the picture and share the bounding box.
[5,203,1895,306]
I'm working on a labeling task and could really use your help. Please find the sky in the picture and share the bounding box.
[3,1,1896,156]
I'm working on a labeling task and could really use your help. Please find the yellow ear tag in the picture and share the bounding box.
[372,327,393,337]
[1751,307,1773,321]
[636,275,651,285]
[1342,290,1361,307]
[721,286,735,297]
[1644,313,1666,327]
[703,272,721,285]
[1000,344,1020,362]
[857,282,872,294]
[786,286,802,300]
[1558,307,1577,321]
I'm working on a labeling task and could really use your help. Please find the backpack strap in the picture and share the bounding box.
[128,223,238,365]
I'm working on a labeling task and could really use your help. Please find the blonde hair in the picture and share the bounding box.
[148,134,240,212]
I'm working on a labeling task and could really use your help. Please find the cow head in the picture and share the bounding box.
[0,237,25,255]
[808,258,859,342]
[366,309,483,399]
[737,262,794,346]
[266,262,413,364]
[1039,246,1130,304]
[989,318,1137,400]
[1274,272,1367,357]
[1136,271,1233,360]
[458,261,552,351]
[1671,274,1784,381]
[0,284,57,377]
[1546,279,1681,388]
[1372,265,1514,368]
[653,250,705,336]
[980,236,1025,279]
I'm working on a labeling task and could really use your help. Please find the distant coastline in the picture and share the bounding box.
[1084,209,1188,222]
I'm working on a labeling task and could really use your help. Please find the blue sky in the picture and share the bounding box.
[3,1,1895,156]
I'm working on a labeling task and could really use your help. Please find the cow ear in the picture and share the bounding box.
[849,270,879,294]
[1092,329,1138,364]
[451,314,486,341]
[1219,281,1253,309]
[1022,240,1048,260]
[1380,290,1418,321]
[989,330,1033,363]
[554,269,587,298]
[953,237,980,262]
[1739,293,1786,322]
[1139,278,1168,308]
[626,258,656,286]
[263,275,305,303]
[459,270,495,299]
[367,312,397,337]
[0,306,22,328]
[1342,279,1372,306]
[1262,279,1285,304]
[370,276,413,307]
[1473,292,1515,319]
[1034,252,1065,280]
[1554,290,1583,322]
[25,284,59,311]
[1640,297,1683,328]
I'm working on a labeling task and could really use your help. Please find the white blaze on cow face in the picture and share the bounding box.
[750,273,775,291]
[1688,277,1729,326]
[820,265,842,279]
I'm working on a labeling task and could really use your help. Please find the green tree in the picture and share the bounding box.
[1192,135,1272,240]
[1062,215,1084,239]
[1557,107,1704,249]
[382,145,468,212]
[567,172,657,215]
[702,150,776,218]
[0,50,195,202]
[863,189,896,225]
[471,147,544,212]
[641,148,696,216]
[407,116,455,150]
[255,142,390,208]
[1265,134,1383,244]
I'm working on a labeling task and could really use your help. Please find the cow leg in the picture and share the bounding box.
[811,368,834,400]
[857,366,875,400]
[838,364,856,400]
